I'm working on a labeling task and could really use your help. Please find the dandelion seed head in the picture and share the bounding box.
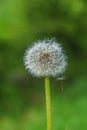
[24,39,67,77]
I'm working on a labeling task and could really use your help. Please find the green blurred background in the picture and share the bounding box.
[0,0,87,130]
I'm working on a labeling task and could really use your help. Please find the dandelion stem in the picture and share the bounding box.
[45,77,52,130]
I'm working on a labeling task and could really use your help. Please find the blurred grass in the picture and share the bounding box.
[0,0,87,129]
[0,77,87,130]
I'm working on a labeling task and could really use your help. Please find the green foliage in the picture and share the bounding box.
[0,0,87,129]
[0,78,87,130]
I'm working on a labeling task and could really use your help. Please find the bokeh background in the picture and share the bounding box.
[0,0,87,130]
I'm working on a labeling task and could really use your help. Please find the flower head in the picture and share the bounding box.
[24,39,67,77]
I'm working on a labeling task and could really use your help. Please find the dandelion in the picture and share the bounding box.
[24,39,67,77]
[23,38,67,130]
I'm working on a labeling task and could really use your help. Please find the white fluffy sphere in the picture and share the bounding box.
[24,39,67,77]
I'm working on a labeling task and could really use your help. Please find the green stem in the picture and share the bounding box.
[45,77,52,130]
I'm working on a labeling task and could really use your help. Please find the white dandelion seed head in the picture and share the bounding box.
[24,38,67,77]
